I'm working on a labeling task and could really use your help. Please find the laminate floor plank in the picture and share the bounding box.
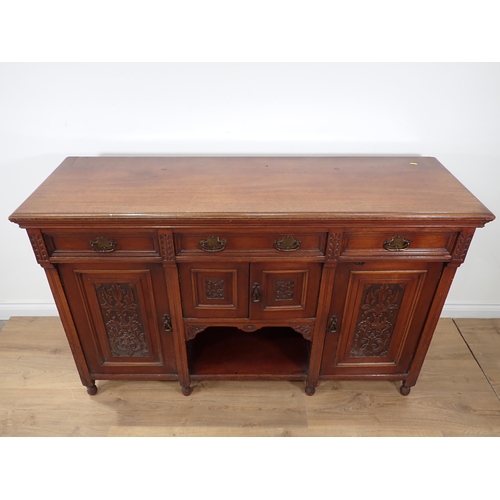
[454,318,500,398]
[1,317,500,436]
[94,380,308,430]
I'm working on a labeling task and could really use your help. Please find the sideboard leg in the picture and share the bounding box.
[305,384,316,396]
[86,382,98,396]
[399,382,411,396]
[181,385,193,396]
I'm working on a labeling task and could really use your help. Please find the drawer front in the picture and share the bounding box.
[46,231,160,257]
[175,231,327,256]
[341,230,457,259]
[250,262,322,320]
[178,262,250,318]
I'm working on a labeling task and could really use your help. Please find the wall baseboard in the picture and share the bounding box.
[440,304,500,318]
[0,303,58,319]
[1,302,499,320]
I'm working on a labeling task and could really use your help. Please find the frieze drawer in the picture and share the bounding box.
[341,230,457,260]
[45,231,160,258]
[174,231,327,257]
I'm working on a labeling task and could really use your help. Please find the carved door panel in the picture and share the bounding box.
[178,262,250,318]
[321,261,443,376]
[58,264,177,376]
[250,262,322,320]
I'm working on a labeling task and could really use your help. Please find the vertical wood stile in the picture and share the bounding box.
[306,231,342,394]
[158,229,192,395]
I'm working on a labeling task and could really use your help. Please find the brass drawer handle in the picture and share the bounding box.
[327,315,338,333]
[200,236,227,252]
[383,235,411,251]
[90,236,117,253]
[274,235,302,252]
[163,314,172,332]
[252,282,261,303]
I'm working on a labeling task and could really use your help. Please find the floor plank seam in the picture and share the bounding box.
[452,318,500,402]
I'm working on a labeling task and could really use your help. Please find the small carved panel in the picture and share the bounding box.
[205,279,225,300]
[179,263,249,318]
[96,282,150,357]
[350,283,406,358]
[275,280,295,301]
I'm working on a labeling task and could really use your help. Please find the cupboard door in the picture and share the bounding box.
[321,262,442,376]
[178,262,249,318]
[58,264,177,376]
[250,262,322,320]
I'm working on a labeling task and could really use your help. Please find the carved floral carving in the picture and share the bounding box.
[206,279,225,300]
[350,283,405,358]
[186,325,208,341]
[241,324,258,332]
[96,282,150,357]
[275,280,294,301]
[291,325,313,341]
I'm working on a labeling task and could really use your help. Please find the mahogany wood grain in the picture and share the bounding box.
[306,263,338,395]
[340,229,456,261]
[175,230,327,257]
[10,156,494,224]
[162,264,192,396]
[44,267,94,391]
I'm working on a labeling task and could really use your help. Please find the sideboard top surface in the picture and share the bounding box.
[10,156,495,225]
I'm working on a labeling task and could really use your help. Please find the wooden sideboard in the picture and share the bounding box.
[9,156,494,396]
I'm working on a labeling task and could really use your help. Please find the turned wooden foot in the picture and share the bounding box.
[305,385,316,396]
[400,383,411,396]
[182,386,193,396]
[86,383,98,396]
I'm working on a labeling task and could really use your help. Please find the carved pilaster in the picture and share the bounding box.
[452,230,475,265]
[325,232,342,263]
[27,229,51,267]
[158,231,175,262]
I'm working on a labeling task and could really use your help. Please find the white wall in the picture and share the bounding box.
[1,63,499,318]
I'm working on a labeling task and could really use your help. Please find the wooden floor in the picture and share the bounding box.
[1,316,500,436]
